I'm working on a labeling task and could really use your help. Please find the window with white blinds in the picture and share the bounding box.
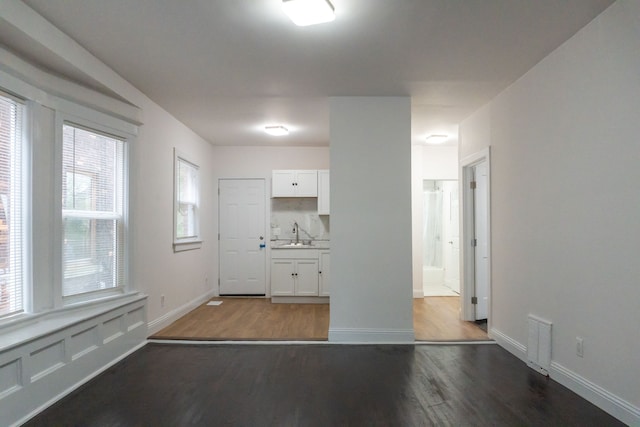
[62,124,125,297]
[174,150,201,251]
[0,93,25,317]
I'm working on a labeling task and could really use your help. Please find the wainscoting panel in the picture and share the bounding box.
[0,295,147,427]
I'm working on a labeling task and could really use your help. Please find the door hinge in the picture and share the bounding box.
[471,238,477,247]
[470,180,476,189]
[471,296,478,305]
[218,188,220,195]
[218,233,220,240]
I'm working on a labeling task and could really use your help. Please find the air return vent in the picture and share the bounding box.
[527,315,552,376]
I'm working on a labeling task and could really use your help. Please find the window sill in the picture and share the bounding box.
[173,239,202,252]
[0,292,147,353]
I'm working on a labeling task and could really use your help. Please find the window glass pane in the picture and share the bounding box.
[62,124,124,297]
[63,218,119,296]
[175,157,199,240]
[0,94,24,318]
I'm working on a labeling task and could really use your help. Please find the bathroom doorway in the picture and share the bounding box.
[423,179,460,297]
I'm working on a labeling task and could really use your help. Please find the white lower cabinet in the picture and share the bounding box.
[319,251,330,296]
[271,259,296,296]
[271,248,329,298]
[271,257,319,296]
[295,259,320,296]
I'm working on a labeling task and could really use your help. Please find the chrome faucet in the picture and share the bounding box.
[293,221,299,244]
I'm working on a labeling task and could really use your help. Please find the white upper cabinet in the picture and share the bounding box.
[272,170,318,197]
[317,170,330,215]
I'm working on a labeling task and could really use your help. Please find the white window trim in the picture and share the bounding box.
[173,148,202,252]
[0,61,139,330]
[54,113,132,306]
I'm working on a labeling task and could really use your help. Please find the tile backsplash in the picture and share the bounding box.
[271,198,330,241]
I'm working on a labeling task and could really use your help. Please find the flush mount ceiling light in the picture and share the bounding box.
[425,134,449,144]
[265,125,289,136]
[282,0,335,27]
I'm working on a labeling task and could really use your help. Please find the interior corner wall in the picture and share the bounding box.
[131,101,217,331]
[459,1,639,423]
[329,97,414,343]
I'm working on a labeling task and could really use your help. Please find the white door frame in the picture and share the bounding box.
[460,147,491,324]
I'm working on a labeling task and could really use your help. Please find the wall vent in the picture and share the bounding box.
[527,315,552,376]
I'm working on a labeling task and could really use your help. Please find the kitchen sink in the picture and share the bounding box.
[278,242,313,248]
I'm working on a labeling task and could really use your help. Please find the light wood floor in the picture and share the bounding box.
[150,297,489,341]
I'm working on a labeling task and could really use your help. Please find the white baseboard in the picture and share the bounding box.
[413,288,424,298]
[147,290,216,335]
[550,361,640,426]
[271,296,329,304]
[490,327,639,426]
[328,328,415,343]
[13,341,147,427]
[490,327,527,362]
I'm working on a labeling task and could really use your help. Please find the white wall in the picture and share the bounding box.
[459,1,639,423]
[131,101,217,330]
[330,97,414,342]
[411,145,459,297]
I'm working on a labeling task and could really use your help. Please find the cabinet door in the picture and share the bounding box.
[271,259,295,296]
[294,170,318,197]
[272,170,296,197]
[319,252,330,296]
[295,259,319,296]
[317,170,330,215]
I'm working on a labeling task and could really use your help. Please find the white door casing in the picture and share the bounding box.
[473,162,489,319]
[219,179,266,295]
[460,147,491,323]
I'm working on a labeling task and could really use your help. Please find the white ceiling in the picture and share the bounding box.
[13,0,614,147]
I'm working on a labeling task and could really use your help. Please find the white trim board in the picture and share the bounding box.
[12,341,147,427]
[550,362,640,426]
[147,290,217,335]
[328,328,415,343]
[148,339,497,346]
[490,327,639,426]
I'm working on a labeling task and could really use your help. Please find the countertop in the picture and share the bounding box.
[271,240,330,250]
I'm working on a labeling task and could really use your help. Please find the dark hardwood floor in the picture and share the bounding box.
[25,343,623,427]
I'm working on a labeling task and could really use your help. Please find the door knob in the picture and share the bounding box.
[448,241,453,244]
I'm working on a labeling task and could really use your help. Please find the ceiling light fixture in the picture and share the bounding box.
[265,125,289,136]
[425,134,449,144]
[282,0,335,27]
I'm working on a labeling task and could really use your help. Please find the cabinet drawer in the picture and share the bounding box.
[271,249,319,259]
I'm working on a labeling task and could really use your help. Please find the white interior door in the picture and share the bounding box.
[444,181,460,293]
[219,179,266,295]
[473,162,489,319]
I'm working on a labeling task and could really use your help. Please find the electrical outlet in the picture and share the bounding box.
[161,294,165,308]
[576,337,584,358]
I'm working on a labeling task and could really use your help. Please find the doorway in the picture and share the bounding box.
[218,179,267,295]
[422,179,460,297]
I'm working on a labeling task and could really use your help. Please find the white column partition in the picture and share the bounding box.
[329,97,414,343]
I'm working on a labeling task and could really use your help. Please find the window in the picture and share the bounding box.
[62,124,125,297]
[0,93,25,318]
[173,150,201,251]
